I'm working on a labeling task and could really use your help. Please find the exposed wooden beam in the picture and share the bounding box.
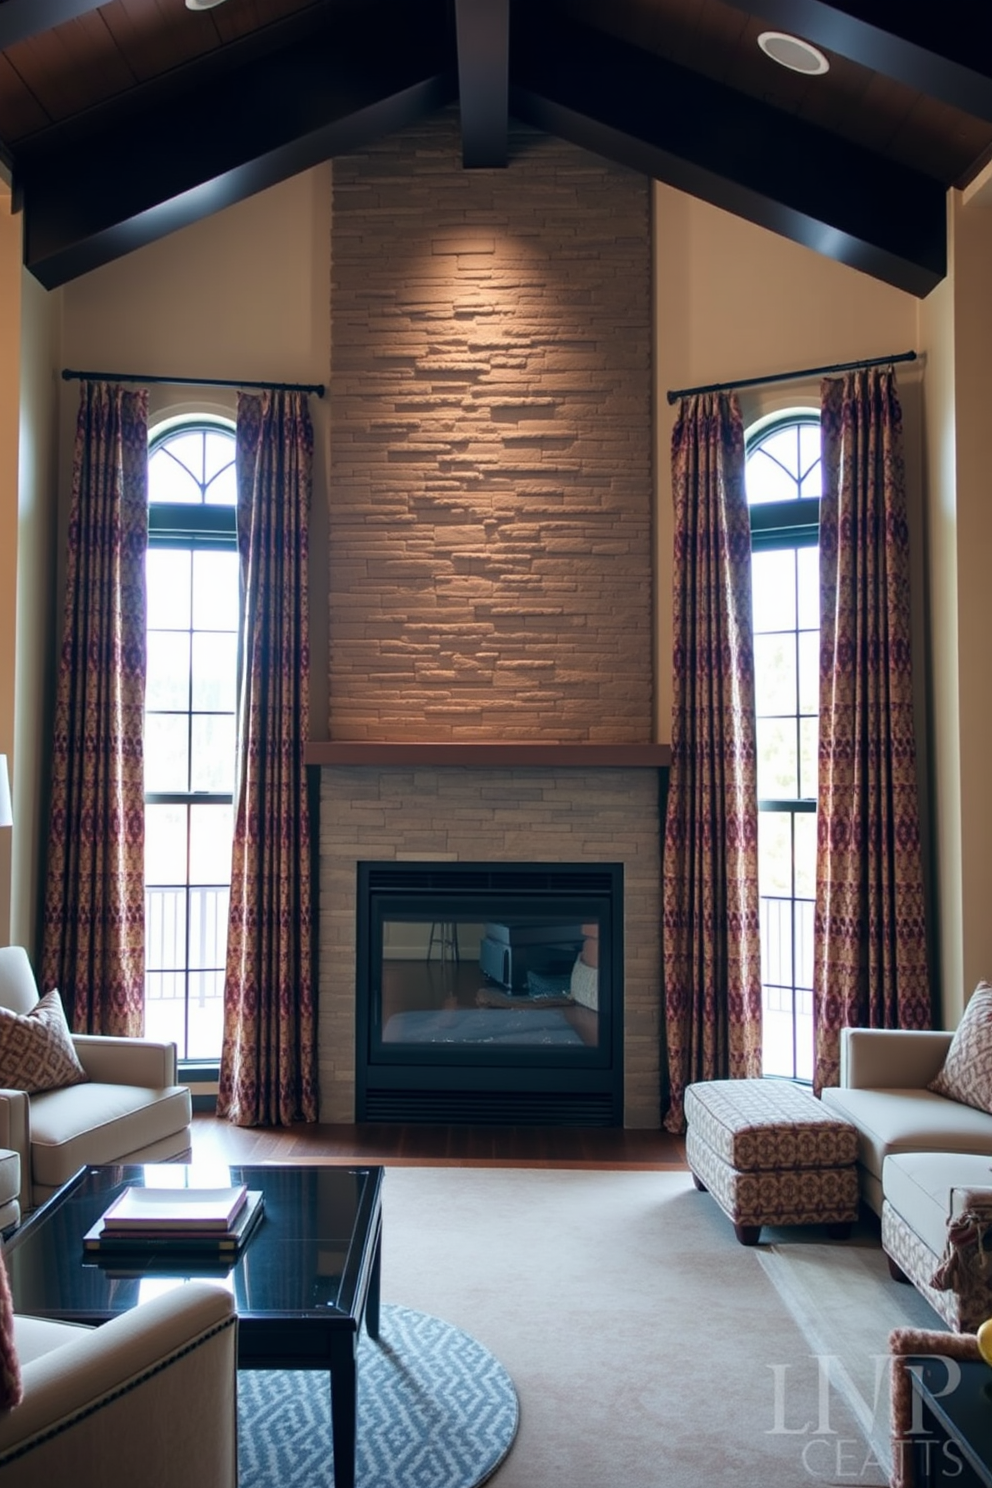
[719,0,992,123]
[454,0,509,167]
[510,12,946,297]
[0,0,105,51]
[18,7,456,287]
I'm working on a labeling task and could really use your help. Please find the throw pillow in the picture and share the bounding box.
[928,981,992,1114]
[0,989,88,1094]
[0,1245,20,1411]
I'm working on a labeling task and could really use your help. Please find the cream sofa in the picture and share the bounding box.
[0,948,193,1215]
[0,1282,237,1486]
[821,1026,992,1329]
[0,1154,20,1234]
[820,1027,992,1215]
[878,1149,992,1330]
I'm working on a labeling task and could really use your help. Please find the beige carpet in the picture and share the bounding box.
[379,1167,944,1488]
[758,1222,946,1480]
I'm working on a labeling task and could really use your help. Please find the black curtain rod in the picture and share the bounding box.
[666,349,917,405]
[61,368,326,398]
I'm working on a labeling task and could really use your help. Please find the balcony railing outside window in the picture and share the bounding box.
[145,883,228,1058]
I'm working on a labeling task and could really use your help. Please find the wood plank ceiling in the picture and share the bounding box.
[0,0,990,293]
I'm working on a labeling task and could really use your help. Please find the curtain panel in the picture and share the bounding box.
[662,392,762,1133]
[41,382,148,1037]
[217,390,317,1127]
[812,369,931,1092]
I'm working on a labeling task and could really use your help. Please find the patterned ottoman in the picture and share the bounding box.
[684,1078,860,1245]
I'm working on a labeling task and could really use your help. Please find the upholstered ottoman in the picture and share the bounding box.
[684,1078,860,1245]
[881,1150,992,1332]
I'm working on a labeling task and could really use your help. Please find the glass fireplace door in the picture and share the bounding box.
[355,863,623,1124]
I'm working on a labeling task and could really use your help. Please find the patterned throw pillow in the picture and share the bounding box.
[0,1246,20,1411]
[0,989,88,1094]
[929,981,992,1114]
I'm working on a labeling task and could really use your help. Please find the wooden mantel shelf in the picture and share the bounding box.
[305,742,671,767]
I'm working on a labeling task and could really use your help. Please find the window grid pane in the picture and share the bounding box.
[747,414,819,1083]
[145,421,237,1061]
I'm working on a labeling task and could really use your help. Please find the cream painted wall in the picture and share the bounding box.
[61,167,332,378]
[60,166,333,728]
[652,183,922,739]
[0,189,21,945]
[932,190,992,1021]
[14,268,61,955]
[918,214,961,1025]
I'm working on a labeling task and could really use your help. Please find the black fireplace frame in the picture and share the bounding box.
[355,861,624,1125]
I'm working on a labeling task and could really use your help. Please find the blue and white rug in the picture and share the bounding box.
[238,1304,519,1488]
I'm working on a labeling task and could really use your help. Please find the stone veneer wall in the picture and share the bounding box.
[319,765,662,1127]
[329,110,653,742]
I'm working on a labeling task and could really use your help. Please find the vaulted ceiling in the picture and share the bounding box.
[0,0,990,295]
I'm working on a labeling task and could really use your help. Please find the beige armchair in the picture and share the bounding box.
[0,1281,237,1486]
[0,948,192,1215]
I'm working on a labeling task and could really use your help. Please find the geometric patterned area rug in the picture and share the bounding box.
[238,1304,519,1488]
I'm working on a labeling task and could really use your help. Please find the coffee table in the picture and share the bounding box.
[908,1356,992,1487]
[4,1162,384,1488]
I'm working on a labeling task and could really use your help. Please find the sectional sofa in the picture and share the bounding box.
[822,1009,992,1330]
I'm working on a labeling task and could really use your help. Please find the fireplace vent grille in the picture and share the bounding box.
[364,1088,616,1126]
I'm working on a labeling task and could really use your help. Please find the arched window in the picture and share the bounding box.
[745,412,820,1082]
[144,420,238,1062]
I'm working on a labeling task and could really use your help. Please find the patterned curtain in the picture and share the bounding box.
[812,369,931,1092]
[662,392,762,1133]
[41,382,148,1036]
[217,390,317,1126]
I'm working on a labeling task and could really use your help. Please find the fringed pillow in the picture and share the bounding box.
[0,989,88,1094]
[930,1204,992,1293]
[0,1247,21,1411]
[928,981,992,1115]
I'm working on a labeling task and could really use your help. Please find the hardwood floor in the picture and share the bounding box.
[190,1113,687,1170]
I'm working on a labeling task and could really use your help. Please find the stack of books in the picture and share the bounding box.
[83,1183,264,1265]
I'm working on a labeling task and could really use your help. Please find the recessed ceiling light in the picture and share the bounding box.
[186,0,229,10]
[757,31,830,76]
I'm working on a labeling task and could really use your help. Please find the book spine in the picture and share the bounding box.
[85,1239,242,1255]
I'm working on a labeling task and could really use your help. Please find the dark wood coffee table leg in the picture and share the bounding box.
[330,1200,383,1485]
[365,1215,381,1342]
[330,1343,358,1488]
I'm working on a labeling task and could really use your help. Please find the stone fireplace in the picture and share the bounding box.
[315,114,659,1125]
[314,751,664,1126]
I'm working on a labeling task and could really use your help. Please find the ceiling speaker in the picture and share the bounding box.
[757,32,830,76]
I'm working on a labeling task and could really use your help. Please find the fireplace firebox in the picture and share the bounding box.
[355,861,624,1125]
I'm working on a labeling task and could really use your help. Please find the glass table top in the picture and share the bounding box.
[4,1162,383,1325]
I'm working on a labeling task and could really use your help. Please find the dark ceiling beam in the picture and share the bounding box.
[0,0,105,51]
[510,13,946,298]
[719,0,992,123]
[18,7,456,287]
[454,0,509,167]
